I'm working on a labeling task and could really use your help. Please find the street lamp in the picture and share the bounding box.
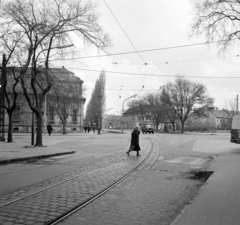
[122,94,137,133]
[31,94,35,145]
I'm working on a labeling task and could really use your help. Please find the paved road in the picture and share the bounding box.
[57,132,237,225]
[0,132,131,195]
[0,131,236,225]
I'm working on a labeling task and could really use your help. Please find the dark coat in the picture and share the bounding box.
[129,130,141,151]
[47,124,53,132]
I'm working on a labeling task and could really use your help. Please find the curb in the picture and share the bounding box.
[0,151,75,165]
[170,156,218,225]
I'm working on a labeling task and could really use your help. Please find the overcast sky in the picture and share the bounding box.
[54,0,240,115]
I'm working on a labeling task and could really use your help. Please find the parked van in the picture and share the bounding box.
[230,114,240,144]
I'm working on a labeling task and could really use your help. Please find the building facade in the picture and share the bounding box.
[3,67,86,133]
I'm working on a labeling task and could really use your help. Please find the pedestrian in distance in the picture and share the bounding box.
[87,126,91,133]
[84,126,87,133]
[47,123,53,136]
[126,127,141,156]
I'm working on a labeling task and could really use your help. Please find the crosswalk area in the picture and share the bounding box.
[164,156,212,169]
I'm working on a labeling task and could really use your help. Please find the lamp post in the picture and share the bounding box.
[31,94,35,145]
[121,94,137,133]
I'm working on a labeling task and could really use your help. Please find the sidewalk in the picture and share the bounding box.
[0,136,74,164]
[172,148,240,225]
[0,130,129,164]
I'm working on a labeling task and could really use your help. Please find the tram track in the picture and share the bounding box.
[0,148,128,208]
[0,138,155,225]
[47,138,155,225]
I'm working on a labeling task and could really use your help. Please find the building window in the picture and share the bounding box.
[72,109,77,122]
[48,108,54,122]
[13,105,21,121]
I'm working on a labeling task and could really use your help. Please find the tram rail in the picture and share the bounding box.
[0,138,154,225]
[0,149,127,208]
[48,139,154,225]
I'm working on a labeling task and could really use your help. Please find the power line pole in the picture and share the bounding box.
[31,95,35,145]
[237,95,239,114]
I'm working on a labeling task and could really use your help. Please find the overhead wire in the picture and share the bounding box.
[111,56,238,65]
[50,39,228,61]
[105,88,240,92]
[103,0,145,64]
[53,54,240,68]
[62,67,240,79]
[103,0,146,94]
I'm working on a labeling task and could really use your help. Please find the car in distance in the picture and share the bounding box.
[141,125,154,134]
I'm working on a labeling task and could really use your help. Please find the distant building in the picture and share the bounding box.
[102,115,122,129]
[208,108,232,130]
[185,107,233,132]
[123,108,177,131]
[2,67,86,133]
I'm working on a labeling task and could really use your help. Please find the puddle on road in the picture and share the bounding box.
[188,170,214,182]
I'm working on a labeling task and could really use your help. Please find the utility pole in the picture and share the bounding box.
[0,54,6,141]
[31,95,35,145]
[237,95,239,114]
[121,94,137,133]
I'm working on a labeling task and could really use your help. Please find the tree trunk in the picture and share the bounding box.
[155,122,159,132]
[35,115,43,146]
[181,121,185,133]
[7,111,13,142]
[171,122,175,133]
[62,121,67,134]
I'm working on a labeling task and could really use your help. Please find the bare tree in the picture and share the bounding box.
[127,99,151,124]
[185,113,217,131]
[85,71,106,131]
[222,98,238,128]
[127,93,167,131]
[161,76,214,133]
[0,27,25,142]
[162,104,177,133]
[48,75,81,134]
[143,93,165,132]
[85,98,95,128]
[0,65,22,142]
[191,0,240,53]
[0,0,110,146]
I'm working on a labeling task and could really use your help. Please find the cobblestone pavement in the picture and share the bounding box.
[0,150,126,207]
[1,133,229,225]
[57,140,203,225]
[57,171,202,225]
[0,134,132,196]
[0,140,152,225]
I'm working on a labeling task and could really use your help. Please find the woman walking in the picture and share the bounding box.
[126,127,141,156]
[47,123,53,136]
